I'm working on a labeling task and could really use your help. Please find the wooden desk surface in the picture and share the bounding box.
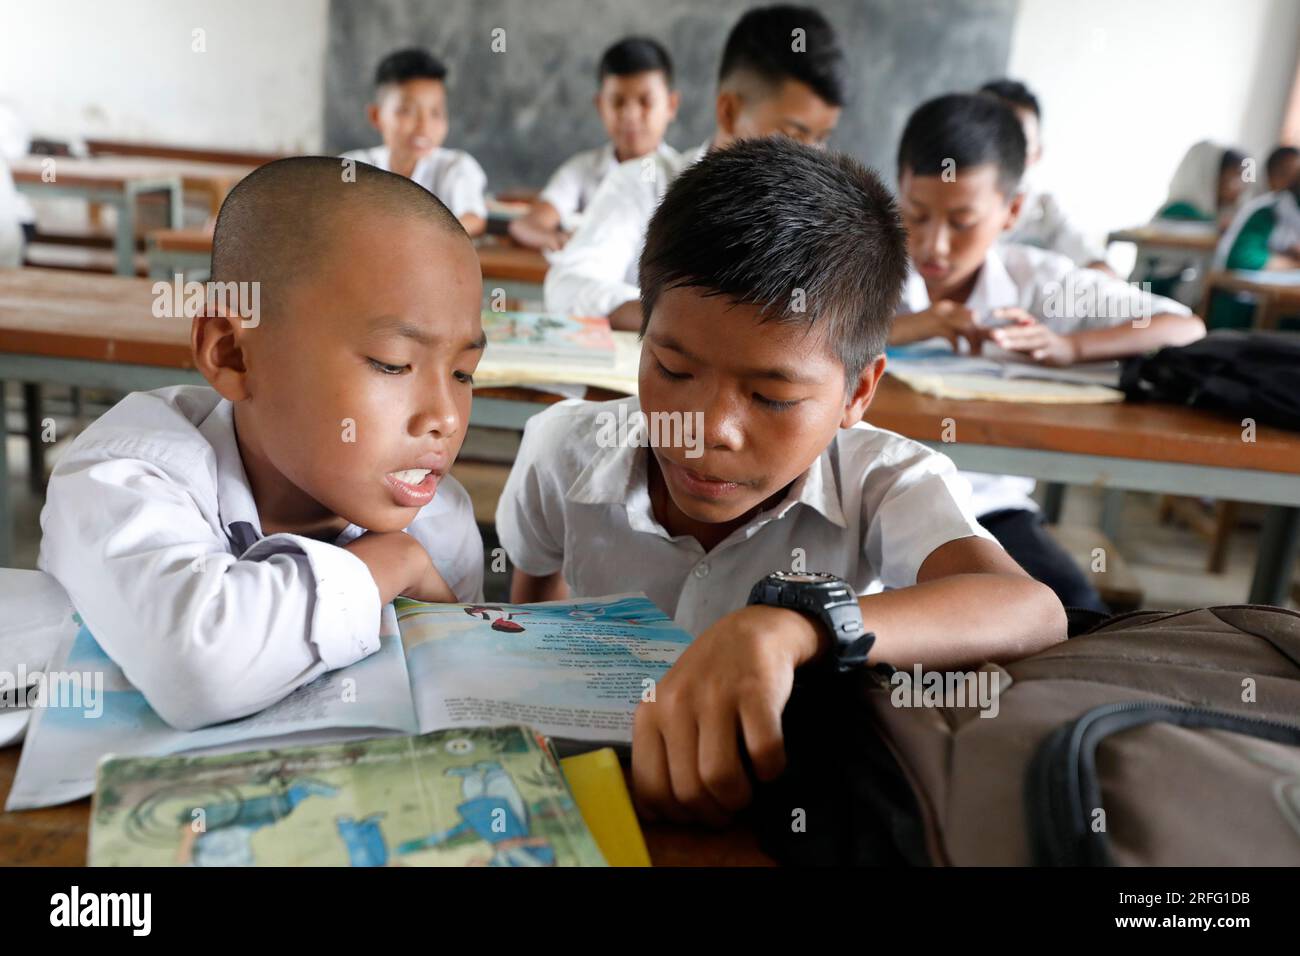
[0,743,773,866]
[1107,225,1219,252]
[866,374,1300,475]
[84,138,284,169]
[474,239,549,283]
[11,155,255,193]
[144,232,549,285]
[1202,269,1300,303]
[5,267,1300,474]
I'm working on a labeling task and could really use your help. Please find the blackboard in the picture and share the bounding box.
[325,0,1018,191]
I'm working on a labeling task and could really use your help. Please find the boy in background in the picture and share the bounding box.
[544,4,845,329]
[890,93,1205,611]
[40,158,486,730]
[509,37,680,252]
[978,78,1110,273]
[499,139,1066,823]
[343,48,489,237]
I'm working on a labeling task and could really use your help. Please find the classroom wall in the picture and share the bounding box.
[0,0,328,153]
[1006,0,1300,262]
[322,0,1018,190]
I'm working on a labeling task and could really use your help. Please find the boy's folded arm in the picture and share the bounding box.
[854,535,1066,671]
[41,459,383,731]
[1064,310,1206,362]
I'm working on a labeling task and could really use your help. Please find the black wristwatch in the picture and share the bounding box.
[746,571,875,673]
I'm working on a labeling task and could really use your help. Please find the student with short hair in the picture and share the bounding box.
[342,48,489,237]
[889,93,1205,612]
[977,78,1109,272]
[498,138,1067,824]
[39,158,486,730]
[1264,145,1300,195]
[543,4,846,329]
[509,36,680,252]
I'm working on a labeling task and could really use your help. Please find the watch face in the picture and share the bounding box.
[772,571,837,584]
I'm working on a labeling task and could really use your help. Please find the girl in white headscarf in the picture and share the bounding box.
[1155,140,1249,229]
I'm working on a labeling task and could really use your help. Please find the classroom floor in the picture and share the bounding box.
[5,386,1294,612]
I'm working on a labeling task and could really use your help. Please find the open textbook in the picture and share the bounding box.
[885,345,1124,403]
[88,725,606,867]
[7,593,690,810]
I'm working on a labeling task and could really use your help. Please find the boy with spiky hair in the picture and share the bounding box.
[498,139,1066,823]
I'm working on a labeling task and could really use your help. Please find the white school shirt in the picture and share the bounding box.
[340,145,488,220]
[543,141,708,318]
[539,141,679,232]
[494,397,993,637]
[1004,186,1106,268]
[897,243,1191,516]
[38,385,484,731]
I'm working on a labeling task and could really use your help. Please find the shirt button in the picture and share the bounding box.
[694,563,710,579]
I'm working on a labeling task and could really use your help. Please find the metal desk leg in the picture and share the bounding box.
[0,379,11,567]
[23,382,43,493]
[1248,506,1300,606]
[1100,488,1127,540]
[1041,482,1066,524]
[113,192,135,276]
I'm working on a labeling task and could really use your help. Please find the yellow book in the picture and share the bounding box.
[561,748,651,867]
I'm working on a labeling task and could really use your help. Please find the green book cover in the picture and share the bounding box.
[88,725,607,867]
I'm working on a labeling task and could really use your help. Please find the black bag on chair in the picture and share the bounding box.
[1120,331,1300,431]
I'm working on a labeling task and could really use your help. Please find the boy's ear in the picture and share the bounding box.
[1002,189,1026,233]
[365,102,382,133]
[192,304,252,403]
[666,89,681,121]
[714,90,741,143]
[841,354,888,428]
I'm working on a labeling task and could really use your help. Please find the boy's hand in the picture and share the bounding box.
[631,604,824,826]
[988,308,1078,366]
[890,301,982,351]
[344,532,455,605]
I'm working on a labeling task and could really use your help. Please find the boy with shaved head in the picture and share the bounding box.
[39,157,487,730]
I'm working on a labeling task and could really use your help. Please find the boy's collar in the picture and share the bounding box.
[965,247,1019,315]
[199,398,266,553]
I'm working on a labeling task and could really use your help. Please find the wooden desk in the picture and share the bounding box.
[1107,225,1219,255]
[1198,269,1300,330]
[12,157,186,275]
[865,375,1300,604]
[12,155,255,220]
[145,230,550,298]
[84,138,283,170]
[474,239,549,300]
[2,267,1298,601]
[0,743,773,866]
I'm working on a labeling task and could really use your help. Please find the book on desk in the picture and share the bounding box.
[6,590,689,812]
